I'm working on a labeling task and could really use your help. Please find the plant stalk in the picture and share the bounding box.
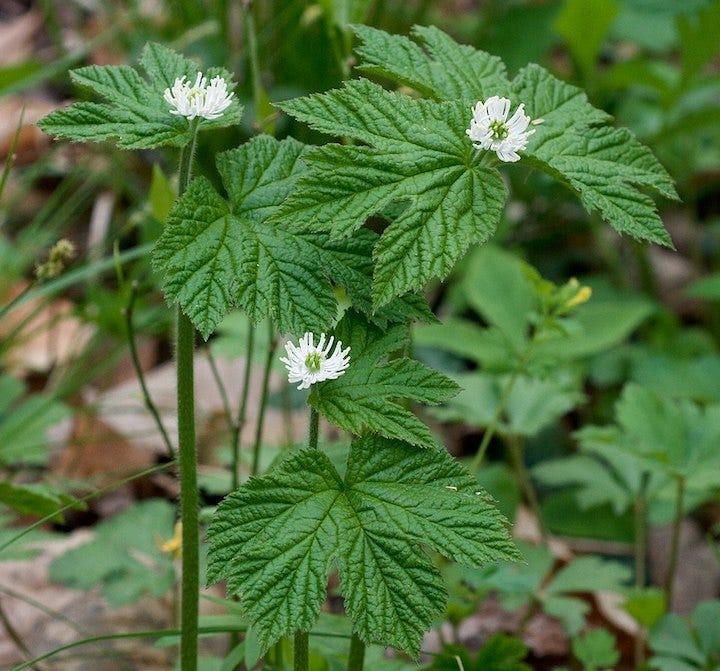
[293,631,309,671]
[232,322,255,489]
[507,434,547,542]
[176,120,200,671]
[346,633,365,671]
[251,321,277,475]
[471,367,521,471]
[664,475,685,609]
[291,407,320,670]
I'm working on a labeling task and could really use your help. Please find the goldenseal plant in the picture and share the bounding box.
[36,24,677,671]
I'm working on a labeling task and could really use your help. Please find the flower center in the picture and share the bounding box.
[489,120,508,140]
[188,87,203,101]
[305,352,323,373]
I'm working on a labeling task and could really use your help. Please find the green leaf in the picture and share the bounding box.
[434,372,583,438]
[309,311,459,447]
[274,79,507,307]
[0,483,84,522]
[615,384,720,480]
[571,629,620,671]
[352,24,509,102]
[49,499,176,607]
[547,555,631,595]
[415,248,653,372]
[38,43,242,149]
[513,64,677,246]
[207,435,518,653]
[555,0,619,79]
[153,136,328,338]
[0,376,69,467]
[533,454,632,515]
[624,587,666,629]
[154,135,430,338]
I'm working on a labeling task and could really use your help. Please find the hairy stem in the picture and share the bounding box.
[347,633,365,671]
[293,632,309,671]
[251,321,276,476]
[124,281,175,458]
[665,475,686,609]
[634,472,649,667]
[176,121,200,671]
[291,407,320,670]
[308,407,319,450]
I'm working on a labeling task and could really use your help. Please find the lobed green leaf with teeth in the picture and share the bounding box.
[308,310,460,448]
[274,27,676,308]
[207,435,519,654]
[38,43,243,149]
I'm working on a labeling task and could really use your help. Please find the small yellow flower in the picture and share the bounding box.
[565,285,592,310]
[160,521,182,559]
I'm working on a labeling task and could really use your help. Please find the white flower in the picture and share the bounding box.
[466,96,536,162]
[280,332,351,390]
[163,72,234,121]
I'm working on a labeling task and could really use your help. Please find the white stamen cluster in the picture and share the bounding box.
[163,72,234,121]
[281,332,351,390]
[466,96,537,162]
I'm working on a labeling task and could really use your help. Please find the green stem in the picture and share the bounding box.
[0,282,34,320]
[346,633,365,671]
[251,321,276,476]
[664,475,685,610]
[274,640,285,670]
[232,322,255,489]
[471,367,521,471]
[176,120,200,671]
[308,407,319,450]
[125,281,175,459]
[634,472,649,667]
[290,407,320,670]
[507,434,547,542]
[293,631,309,671]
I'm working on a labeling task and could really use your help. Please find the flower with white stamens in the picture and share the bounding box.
[466,96,536,162]
[280,332,351,390]
[163,72,234,121]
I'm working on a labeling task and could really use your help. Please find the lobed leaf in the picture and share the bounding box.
[275,79,506,307]
[309,311,459,447]
[38,42,242,149]
[207,435,518,653]
[154,135,432,337]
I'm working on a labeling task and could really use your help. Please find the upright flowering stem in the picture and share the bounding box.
[293,406,320,671]
[176,119,200,671]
